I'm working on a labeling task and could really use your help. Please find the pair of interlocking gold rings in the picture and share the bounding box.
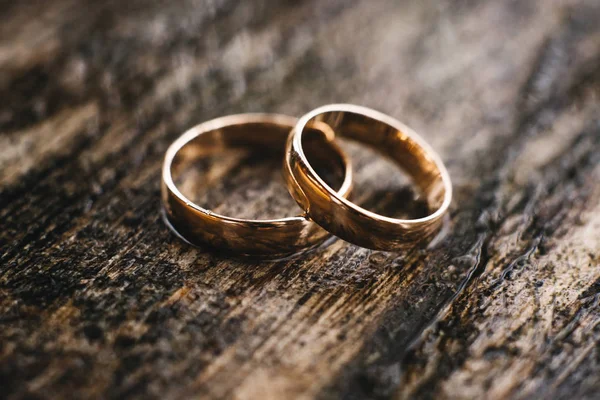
[162,104,452,257]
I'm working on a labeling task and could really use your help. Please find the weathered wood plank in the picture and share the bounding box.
[1,1,599,399]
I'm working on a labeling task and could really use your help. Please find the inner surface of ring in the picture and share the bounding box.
[303,111,446,216]
[172,121,347,220]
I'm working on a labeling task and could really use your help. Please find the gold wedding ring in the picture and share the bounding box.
[162,106,452,255]
[284,104,452,251]
[162,114,352,256]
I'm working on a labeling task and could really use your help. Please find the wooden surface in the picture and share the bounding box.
[1,1,599,399]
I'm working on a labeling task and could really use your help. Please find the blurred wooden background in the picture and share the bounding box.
[1,0,599,399]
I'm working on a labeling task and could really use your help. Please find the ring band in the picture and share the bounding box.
[284,104,452,251]
[162,113,353,256]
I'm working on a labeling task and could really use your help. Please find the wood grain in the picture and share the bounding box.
[1,1,599,399]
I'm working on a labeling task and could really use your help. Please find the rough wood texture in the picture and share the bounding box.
[1,1,599,399]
